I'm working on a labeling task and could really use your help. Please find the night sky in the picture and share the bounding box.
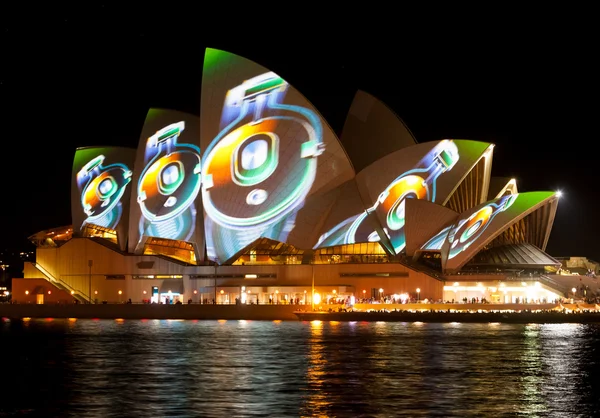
[0,5,595,259]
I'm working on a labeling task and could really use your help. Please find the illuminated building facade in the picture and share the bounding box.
[14,48,567,305]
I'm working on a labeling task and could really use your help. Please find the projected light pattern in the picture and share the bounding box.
[137,121,201,241]
[202,71,325,261]
[315,140,459,253]
[421,225,453,251]
[76,154,132,230]
[314,212,381,248]
[447,193,517,259]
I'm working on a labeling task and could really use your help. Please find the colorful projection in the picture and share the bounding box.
[314,211,377,248]
[200,48,353,262]
[72,147,134,236]
[129,110,202,252]
[316,140,464,253]
[447,194,517,260]
[421,225,452,251]
[368,140,459,254]
[313,180,384,249]
[441,191,555,271]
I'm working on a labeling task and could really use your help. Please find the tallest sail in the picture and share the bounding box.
[200,48,354,263]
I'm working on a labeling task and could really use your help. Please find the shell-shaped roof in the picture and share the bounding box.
[71,146,135,252]
[440,191,559,272]
[200,48,354,262]
[340,90,417,173]
[127,109,204,261]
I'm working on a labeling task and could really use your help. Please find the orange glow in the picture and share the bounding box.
[139,154,188,200]
[81,171,115,212]
[378,174,428,215]
[204,119,277,188]
[460,206,494,240]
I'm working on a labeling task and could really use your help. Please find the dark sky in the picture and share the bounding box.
[0,5,596,259]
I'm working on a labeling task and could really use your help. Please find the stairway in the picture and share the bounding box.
[31,262,91,304]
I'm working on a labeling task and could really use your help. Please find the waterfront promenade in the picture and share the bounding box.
[2,301,600,322]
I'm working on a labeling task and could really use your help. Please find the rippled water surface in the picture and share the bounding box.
[1,319,600,417]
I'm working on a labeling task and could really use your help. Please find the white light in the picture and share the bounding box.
[556,190,563,198]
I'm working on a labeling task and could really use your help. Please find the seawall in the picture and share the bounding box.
[4,304,600,324]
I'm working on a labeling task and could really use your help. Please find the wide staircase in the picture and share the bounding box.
[30,262,91,304]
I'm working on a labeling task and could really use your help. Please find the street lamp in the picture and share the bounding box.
[214,258,219,304]
[87,259,93,304]
[416,288,421,302]
[311,262,315,311]
[572,287,577,301]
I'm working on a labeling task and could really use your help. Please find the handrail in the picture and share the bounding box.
[33,262,91,303]
[496,274,568,296]
[539,274,569,295]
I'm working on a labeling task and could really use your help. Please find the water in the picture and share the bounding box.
[1,319,599,417]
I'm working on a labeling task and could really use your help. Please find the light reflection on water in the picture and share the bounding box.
[1,319,599,417]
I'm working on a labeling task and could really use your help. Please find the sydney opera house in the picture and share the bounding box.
[14,48,569,306]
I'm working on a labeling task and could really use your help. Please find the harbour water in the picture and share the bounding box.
[1,318,599,417]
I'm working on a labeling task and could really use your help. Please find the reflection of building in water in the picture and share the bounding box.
[12,48,577,307]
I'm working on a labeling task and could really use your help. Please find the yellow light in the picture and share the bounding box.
[313,293,321,304]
